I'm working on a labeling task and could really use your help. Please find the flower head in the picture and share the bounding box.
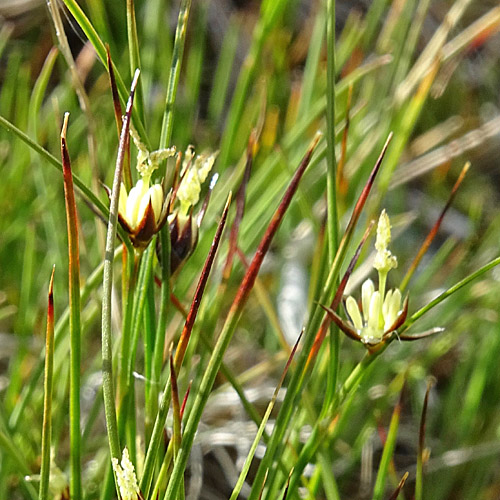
[116,128,175,248]
[322,210,408,350]
[345,278,403,344]
[112,448,142,500]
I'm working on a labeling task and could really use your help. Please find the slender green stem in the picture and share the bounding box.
[402,254,500,332]
[159,0,192,149]
[324,0,341,420]
[118,251,139,406]
[326,0,339,259]
[147,226,171,440]
[101,72,140,491]
[126,0,145,125]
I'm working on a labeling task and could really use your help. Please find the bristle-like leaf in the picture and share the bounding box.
[400,162,469,291]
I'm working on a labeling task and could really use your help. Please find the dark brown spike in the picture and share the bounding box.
[344,132,392,237]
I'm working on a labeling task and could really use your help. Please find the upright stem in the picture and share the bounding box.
[101,72,139,492]
[325,0,340,416]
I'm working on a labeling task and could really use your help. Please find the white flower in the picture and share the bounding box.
[112,448,140,500]
[115,129,175,248]
[119,179,164,231]
[346,278,402,343]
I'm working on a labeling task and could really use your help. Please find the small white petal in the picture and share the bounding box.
[137,191,152,226]
[385,288,401,330]
[346,296,363,330]
[361,279,374,323]
[177,167,201,213]
[149,184,163,223]
[383,289,393,318]
[119,183,128,220]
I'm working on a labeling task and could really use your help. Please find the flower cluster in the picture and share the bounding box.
[324,210,408,351]
[111,448,143,500]
[113,129,218,273]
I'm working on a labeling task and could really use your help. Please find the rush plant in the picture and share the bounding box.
[1,1,500,499]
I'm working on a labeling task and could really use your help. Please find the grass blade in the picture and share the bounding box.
[61,113,82,500]
[416,379,434,500]
[229,330,303,500]
[39,266,55,500]
[372,387,404,500]
[159,0,192,149]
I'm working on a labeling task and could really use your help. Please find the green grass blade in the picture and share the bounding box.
[159,0,192,149]
[372,388,403,500]
[126,0,145,125]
